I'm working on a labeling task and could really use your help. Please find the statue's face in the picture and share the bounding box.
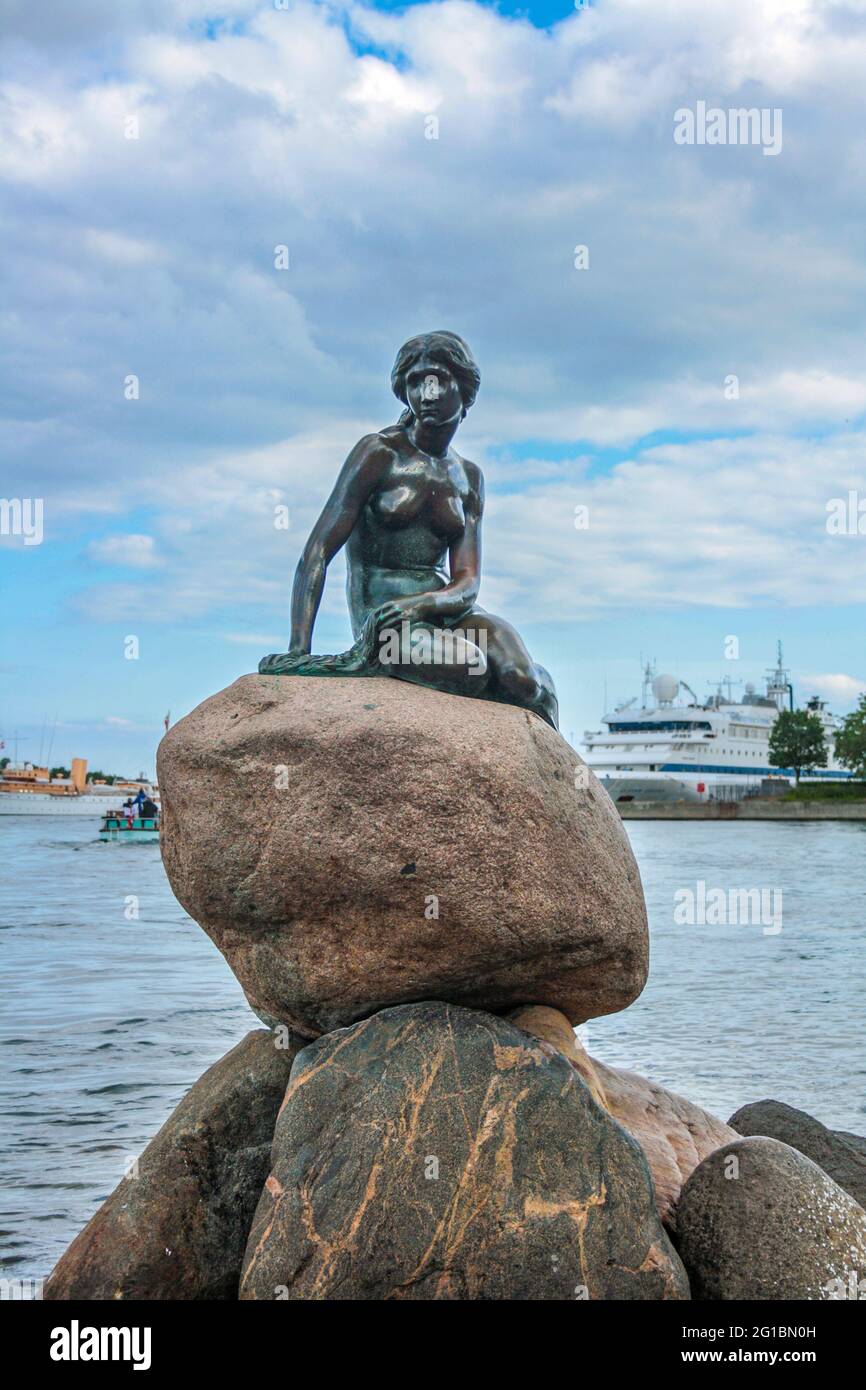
[405,355,464,428]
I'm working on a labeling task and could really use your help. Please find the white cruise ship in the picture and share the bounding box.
[583,646,852,804]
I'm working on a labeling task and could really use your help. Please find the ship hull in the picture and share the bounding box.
[99,826,160,842]
[0,795,157,816]
[596,773,703,804]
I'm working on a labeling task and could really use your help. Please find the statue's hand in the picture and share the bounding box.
[373,596,433,630]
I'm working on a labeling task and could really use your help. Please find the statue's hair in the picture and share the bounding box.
[391,331,480,428]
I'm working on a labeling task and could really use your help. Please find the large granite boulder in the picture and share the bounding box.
[158,675,648,1038]
[44,1029,300,1300]
[508,1005,736,1230]
[729,1099,866,1210]
[675,1136,866,1300]
[239,1001,689,1300]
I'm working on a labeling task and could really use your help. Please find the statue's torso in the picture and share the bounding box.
[346,429,476,633]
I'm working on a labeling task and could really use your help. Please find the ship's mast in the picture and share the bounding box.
[766,640,793,712]
[641,657,656,709]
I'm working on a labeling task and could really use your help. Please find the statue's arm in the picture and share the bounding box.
[289,436,387,653]
[440,464,483,619]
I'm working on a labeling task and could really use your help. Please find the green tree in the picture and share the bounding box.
[834,694,866,779]
[0,757,9,770]
[768,710,828,785]
[50,766,70,779]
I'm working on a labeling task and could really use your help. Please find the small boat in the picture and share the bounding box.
[99,810,161,842]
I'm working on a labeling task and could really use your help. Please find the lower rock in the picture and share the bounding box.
[509,1005,735,1230]
[729,1099,866,1211]
[675,1136,866,1300]
[592,1061,736,1233]
[838,1131,866,1161]
[239,1001,689,1301]
[45,1029,300,1300]
[506,1005,611,1109]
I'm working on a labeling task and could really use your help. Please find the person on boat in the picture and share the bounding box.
[141,796,158,819]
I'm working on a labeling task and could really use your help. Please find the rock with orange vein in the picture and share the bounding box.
[239,1001,689,1301]
[158,674,648,1038]
[506,1005,610,1110]
[44,1029,302,1301]
[507,1004,736,1231]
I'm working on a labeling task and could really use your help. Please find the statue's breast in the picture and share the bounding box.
[372,464,467,540]
[374,483,420,524]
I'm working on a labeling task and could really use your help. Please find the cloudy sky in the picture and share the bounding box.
[2,0,865,774]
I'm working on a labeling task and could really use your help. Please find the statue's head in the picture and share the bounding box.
[391,331,480,429]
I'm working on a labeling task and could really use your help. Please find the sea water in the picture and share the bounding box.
[1,815,863,1280]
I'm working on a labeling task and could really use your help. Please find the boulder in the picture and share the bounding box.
[507,1004,611,1109]
[675,1136,866,1300]
[509,1005,735,1229]
[44,1029,300,1300]
[837,1130,866,1161]
[591,1061,736,1233]
[239,1001,689,1301]
[158,674,648,1038]
[729,1099,866,1210]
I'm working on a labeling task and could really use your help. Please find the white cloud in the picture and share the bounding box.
[3,0,866,632]
[802,673,866,704]
[84,229,163,265]
[53,421,866,628]
[87,534,160,568]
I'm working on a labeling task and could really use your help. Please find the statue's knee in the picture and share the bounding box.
[497,662,541,707]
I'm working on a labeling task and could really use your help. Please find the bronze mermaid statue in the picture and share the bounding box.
[259,331,559,730]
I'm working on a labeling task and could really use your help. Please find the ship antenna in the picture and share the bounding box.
[766,640,793,712]
[46,713,58,769]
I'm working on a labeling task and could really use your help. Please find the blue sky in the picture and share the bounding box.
[2,0,866,776]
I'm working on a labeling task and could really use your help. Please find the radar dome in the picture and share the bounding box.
[652,673,679,704]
